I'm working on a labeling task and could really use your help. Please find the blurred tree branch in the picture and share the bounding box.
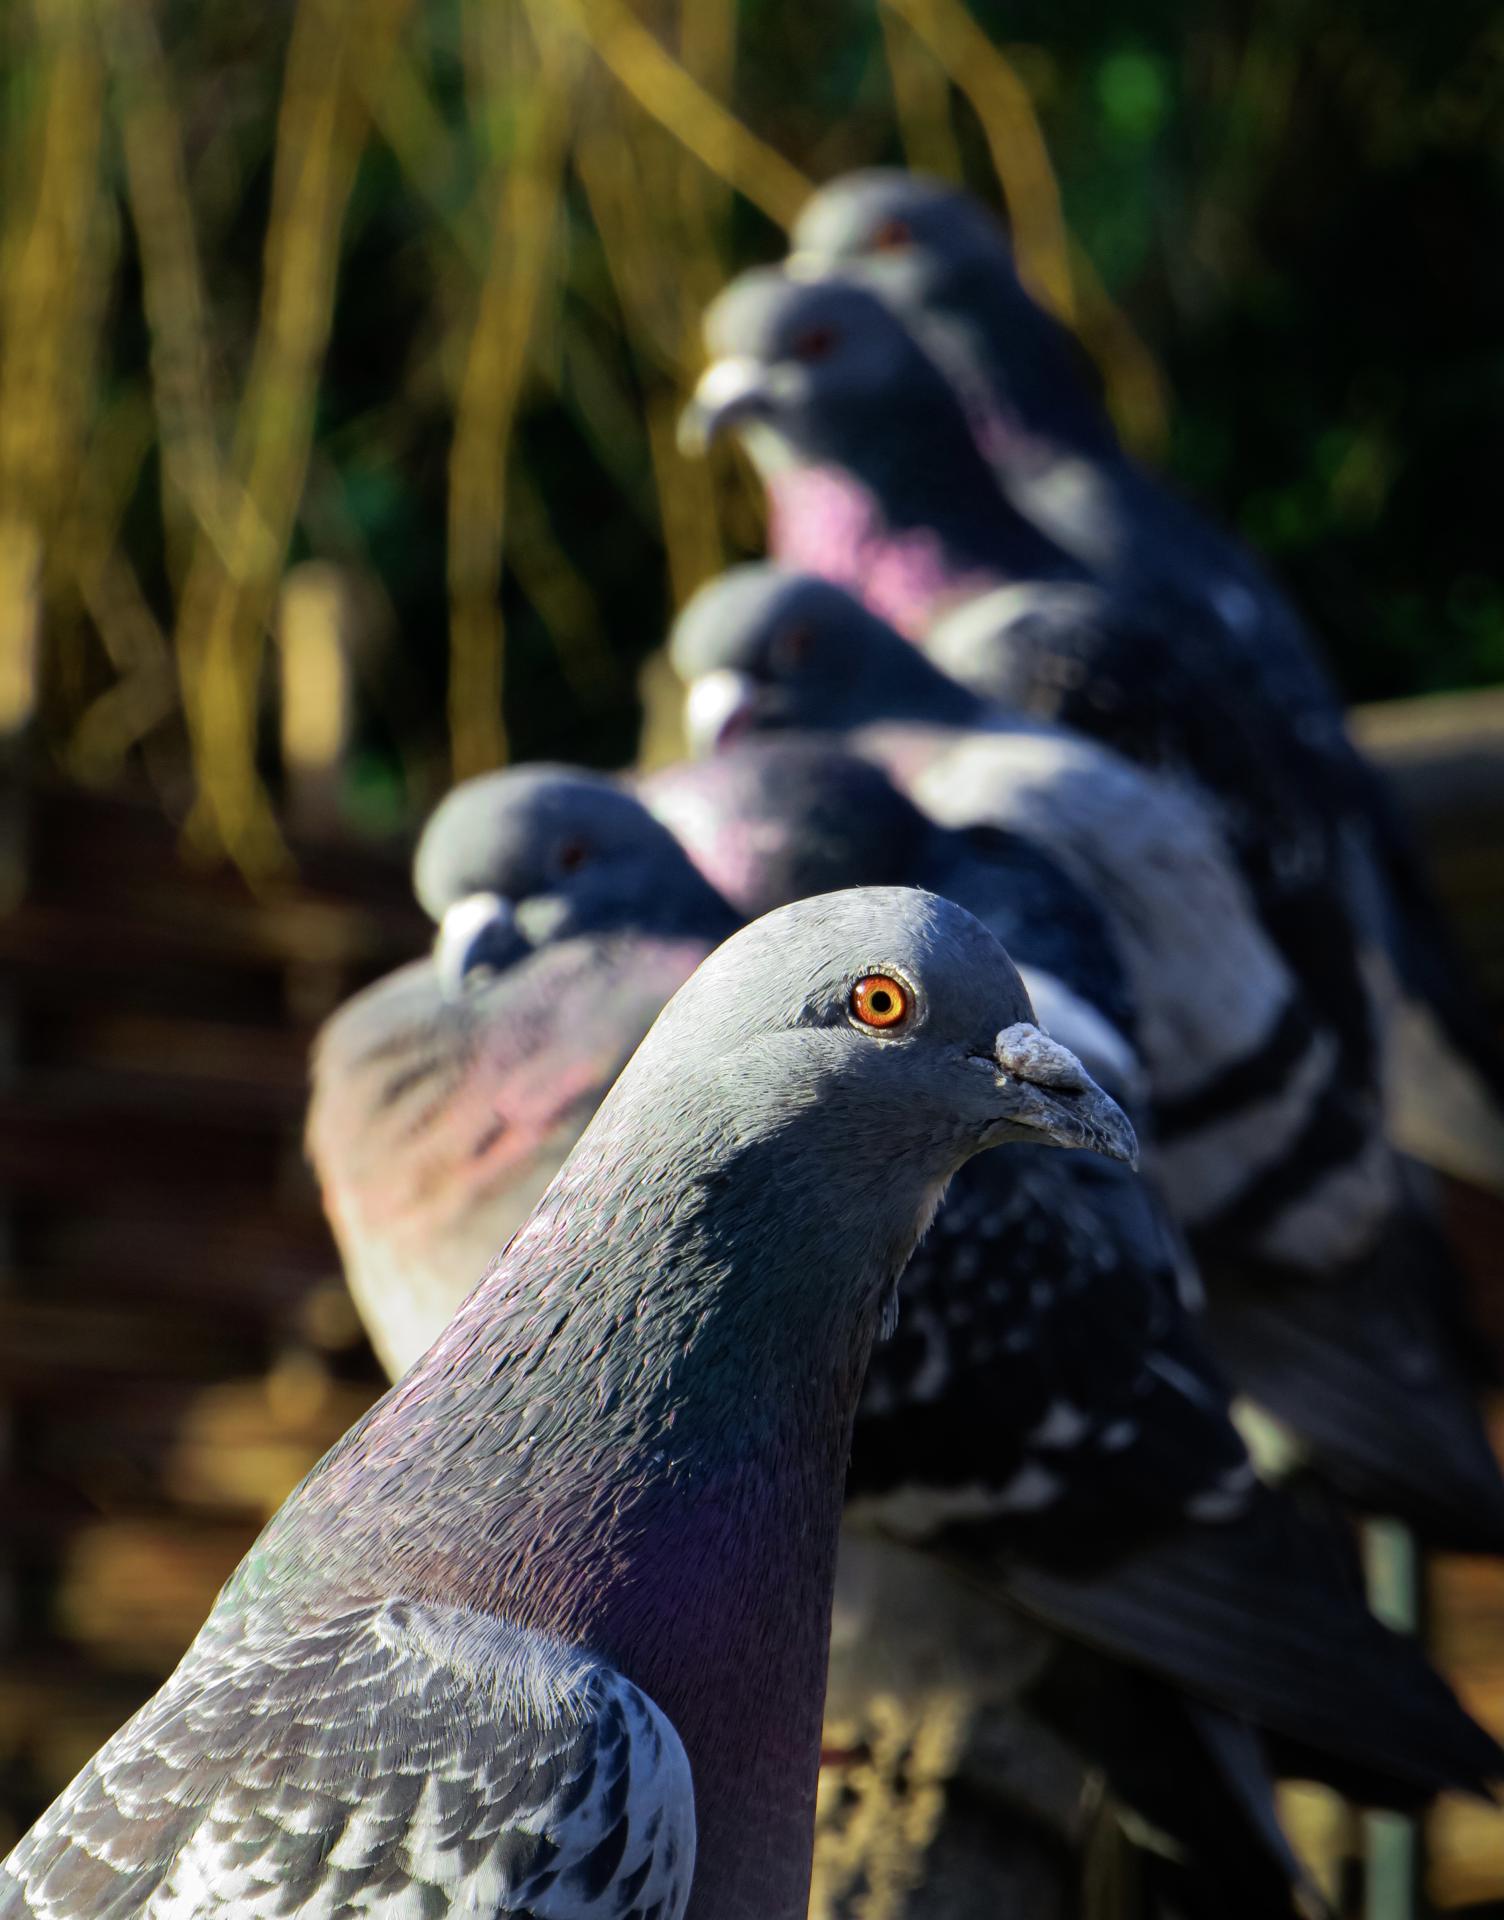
[878,5,964,185]
[881,0,1076,318]
[445,4,580,781]
[63,393,178,786]
[173,0,416,876]
[102,0,230,584]
[0,0,111,735]
[358,45,490,274]
[548,0,811,227]
[880,0,1166,455]
[576,82,725,611]
[506,469,625,709]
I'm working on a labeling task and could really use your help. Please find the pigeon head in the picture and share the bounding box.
[645,739,935,920]
[790,169,1116,454]
[680,266,975,475]
[602,886,1137,1190]
[789,168,1012,296]
[680,266,1077,633]
[669,563,987,751]
[414,763,733,999]
[312,769,736,1376]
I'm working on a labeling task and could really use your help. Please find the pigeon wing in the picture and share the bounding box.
[2,1598,695,1920]
[1002,1483,1504,1800]
[851,1148,1253,1572]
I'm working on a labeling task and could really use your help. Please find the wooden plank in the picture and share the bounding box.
[1355,688,1504,998]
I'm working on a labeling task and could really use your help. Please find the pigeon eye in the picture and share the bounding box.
[555,837,591,875]
[869,216,912,252]
[850,974,910,1030]
[791,325,838,363]
[772,623,814,672]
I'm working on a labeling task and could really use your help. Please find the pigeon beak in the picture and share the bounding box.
[684,669,764,756]
[987,1021,1139,1166]
[434,892,528,1001]
[679,357,772,454]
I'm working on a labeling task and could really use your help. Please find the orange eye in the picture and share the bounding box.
[851,974,909,1029]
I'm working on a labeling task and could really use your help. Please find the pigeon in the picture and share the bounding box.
[644,724,1142,1077]
[310,764,740,1376]
[786,169,1325,666]
[680,264,1082,643]
[792,171,1504,1195]
[309,763,1503,1917]
[665,576,1504,1552]
[669,570,1353,1252]
[678,268,1393,1118]
[5,887,1141,1920]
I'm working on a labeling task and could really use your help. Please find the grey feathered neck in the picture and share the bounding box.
[242,999,958,1920]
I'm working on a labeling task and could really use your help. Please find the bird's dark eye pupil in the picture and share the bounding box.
[871,217,912,252]
[556,838,590,873]
[852,972,909,1028]
[792,325,838,363]
[774,624,813,670]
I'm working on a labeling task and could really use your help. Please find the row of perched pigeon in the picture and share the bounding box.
[6,171,1504,1920]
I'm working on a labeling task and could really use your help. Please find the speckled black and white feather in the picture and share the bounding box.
[850,1138,1249,1568]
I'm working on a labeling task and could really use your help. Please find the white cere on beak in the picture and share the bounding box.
[678,357,766,454]
[993,1021,1092,1089]
[435,891,515,999]
[1016,964,1144,1102]
[684,669,760,757]
[693,356,764,415]
[991,1021,1140,1169]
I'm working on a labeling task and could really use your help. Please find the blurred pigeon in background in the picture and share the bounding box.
[683,250,1504,1196]
[310,766,738,1375]
[678,272,1379,1109]
[311,762,1502,1919]
[667,580,1504,1551]
[668,566,1322,1182]
[789,170,1327,665]
[646,727,1141,1068]
[681,266,1081,639]
[6,888,1140,1920]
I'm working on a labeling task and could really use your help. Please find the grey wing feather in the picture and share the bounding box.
[1,1599,695,1920]
[1002,1484,1503,1797]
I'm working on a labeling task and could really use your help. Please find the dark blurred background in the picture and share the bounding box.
[3,0,1504,1901]
[5,0,1504,861]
